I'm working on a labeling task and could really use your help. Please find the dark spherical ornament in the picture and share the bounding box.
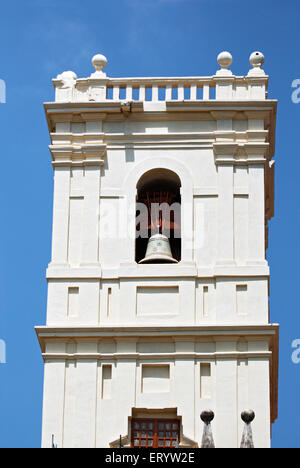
[200,410,215,424]
[241,409,255,424]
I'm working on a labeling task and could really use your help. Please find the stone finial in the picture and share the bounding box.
[201,409,215,424]
[91,54,108,77]
[200,410,215,448]
[241,409,255,424]
[250,51,264,69]
[240,410,255,448]
[56,71,77,88]
[216,51,233,76]
[248,51,265,76]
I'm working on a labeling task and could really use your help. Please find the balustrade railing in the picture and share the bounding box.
[52,51,269,104]
[105,77,213,102]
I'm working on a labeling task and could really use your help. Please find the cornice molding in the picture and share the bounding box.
[42,350,272,361]
[44,100,277,115]
[213,142,269,164]
[35,324,279,342]
[165,100,276,112]
[48,131,269,154]
[46,262,270,280]
[210,111,237,120]
[49,143,107,167]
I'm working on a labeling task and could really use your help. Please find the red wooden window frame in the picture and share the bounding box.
[131,418,180,448]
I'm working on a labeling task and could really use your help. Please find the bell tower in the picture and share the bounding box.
[37,51,278,448]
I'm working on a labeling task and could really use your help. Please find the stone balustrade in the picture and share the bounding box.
[52,51,269,104]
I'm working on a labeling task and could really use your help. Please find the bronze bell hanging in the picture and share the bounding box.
[139,233,178,264]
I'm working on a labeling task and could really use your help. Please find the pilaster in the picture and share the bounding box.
[214,143,237,265]
[81,165,101,266]
[50,167,71,266]
[245,144,268,265]
[41,358,66,448]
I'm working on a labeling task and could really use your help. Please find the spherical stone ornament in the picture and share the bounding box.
[56,71,77,88]
[250,51,265,68]
[217,51,233,69]
[92,54,108,72]
[200,410,215,424]
[57,71,77,80]
[241,409,255,424]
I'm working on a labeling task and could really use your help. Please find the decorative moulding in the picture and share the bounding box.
[213,142,269,165]
[49,143,107,167]
[45,263,270,280]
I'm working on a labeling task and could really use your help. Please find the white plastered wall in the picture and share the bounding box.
[41,338,271,448]
[41,106,276,448]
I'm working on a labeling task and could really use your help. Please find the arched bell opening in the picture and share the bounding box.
[135,169,181,264]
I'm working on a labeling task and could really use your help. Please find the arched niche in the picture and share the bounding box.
[135,169,182,263]
[121,157,194,265]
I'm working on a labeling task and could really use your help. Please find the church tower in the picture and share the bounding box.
[37,51,278,448]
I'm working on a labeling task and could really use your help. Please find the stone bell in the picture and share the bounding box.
[139,233,178,264]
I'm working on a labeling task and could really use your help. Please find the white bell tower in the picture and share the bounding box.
[37,51,278,448]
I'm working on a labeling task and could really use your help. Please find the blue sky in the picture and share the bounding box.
[0,0,299,448]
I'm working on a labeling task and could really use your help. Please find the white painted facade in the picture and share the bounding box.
[37,52,279,448]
